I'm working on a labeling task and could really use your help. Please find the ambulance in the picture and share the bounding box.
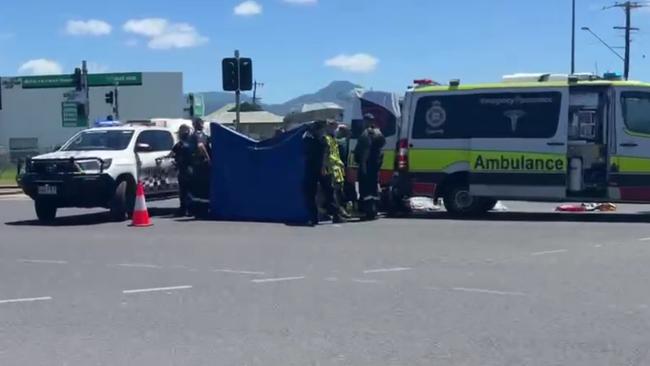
[390,73,650,215]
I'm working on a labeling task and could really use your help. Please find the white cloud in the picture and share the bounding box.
[87,62,109,73]
[284,0,317,4]
[234,1,263,16]
[324,53,379,73]
[65,19,112,36]
[123,18,208,50]
[18,59,63,75]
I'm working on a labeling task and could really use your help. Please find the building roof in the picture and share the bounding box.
[301,102,343,113]
[205,103,284,125]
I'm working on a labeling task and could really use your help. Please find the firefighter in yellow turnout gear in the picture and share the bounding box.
[322,119,346,223]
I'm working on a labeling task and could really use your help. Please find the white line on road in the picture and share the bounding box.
[639,237,650,242]
[251,276,305,284]
[530,249,568,256]
[352,279,382,284]
[363,267,412,274]
[122,285,193,294]
[17,259,68,265]
[451,287,527,297]
[0,296,52,304]
[115,263,163,269]
[213,269,266,275]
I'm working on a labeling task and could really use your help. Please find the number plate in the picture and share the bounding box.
[37,185,58,195]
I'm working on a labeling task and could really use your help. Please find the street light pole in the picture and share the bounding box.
[571,0,576,74]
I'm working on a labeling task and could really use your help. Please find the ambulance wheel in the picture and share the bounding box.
[35,200,57,223]
[110,180,135,221]
[443,186,485,216]
[479,198,498,212]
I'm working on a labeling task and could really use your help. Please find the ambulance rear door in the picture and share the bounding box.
[465,88,569,199]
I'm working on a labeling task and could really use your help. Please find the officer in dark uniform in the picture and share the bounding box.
[189,118,211,215]
[302,120,327,226]
[354,113,386,220]
[168,125,193,216]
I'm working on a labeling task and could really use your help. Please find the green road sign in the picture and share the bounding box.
[23,73,143,89]
[61,102,87,128]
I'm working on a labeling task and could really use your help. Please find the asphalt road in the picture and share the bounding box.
[1,196,650,365]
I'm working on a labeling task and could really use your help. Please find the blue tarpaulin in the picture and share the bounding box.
[210,123,310,223]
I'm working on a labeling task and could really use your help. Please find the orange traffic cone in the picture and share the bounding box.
[130,182,153,227]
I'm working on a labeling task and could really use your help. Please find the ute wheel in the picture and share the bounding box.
[35,200,57,223]
[443,185,487,216]
[110,180,135,222]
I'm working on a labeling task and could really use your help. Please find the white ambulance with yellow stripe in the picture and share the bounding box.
[391,73,650,215]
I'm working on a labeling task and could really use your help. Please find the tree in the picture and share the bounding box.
[228,102,263,112]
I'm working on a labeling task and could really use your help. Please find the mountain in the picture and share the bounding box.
[195,81,361,117]
[195,92,252,116]
[264,81,361,116]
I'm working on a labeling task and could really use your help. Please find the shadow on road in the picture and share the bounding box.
[401,211,650,223]
[4,208,177,227]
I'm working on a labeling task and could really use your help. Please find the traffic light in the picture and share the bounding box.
[222,58,238,91]
[105,91,114,105]
[239,58,253,91]
[222,57,254,91]
[73,68,83,91]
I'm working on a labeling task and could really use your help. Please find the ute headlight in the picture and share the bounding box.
[101,159,112,171]
[76,159,103,174]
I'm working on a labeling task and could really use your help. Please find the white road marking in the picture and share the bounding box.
[0,194,29,201]
[530,249,568,256]
[251,276,305,284]
[639,237,650,242]
[17,259,68,265]
[363,267,412,274]
[213,269,266,275]
[122,285,193,294]
[352,279,382,284]
[451,287,527,297]
[0,296,52,304]
[115,263,163,269]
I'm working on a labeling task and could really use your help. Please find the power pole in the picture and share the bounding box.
[252,81,264,105]
[605,1,646,80]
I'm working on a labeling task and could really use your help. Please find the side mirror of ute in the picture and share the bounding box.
[52,145,61,152]
[135,143,152,152]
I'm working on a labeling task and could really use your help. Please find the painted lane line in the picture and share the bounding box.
[213,269,266,275]
[0,296,52,304]
[352,279,382,284]
[17,259,68,265]
[251,276,305,284]
[639,237,650,242]
[530,249,568,256]
[122,285,193,294]
[115,263,163,269]
[451,287,527,297]
[363,267,412,274]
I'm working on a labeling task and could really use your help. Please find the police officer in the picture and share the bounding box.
[354,113,386,220]
[336,124,356,215]
[302,120,327,226]
[188,118,211,215]
[168,125,193,216]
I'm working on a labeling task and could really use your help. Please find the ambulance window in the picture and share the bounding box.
[621,92,650,135]
[412,92,562,139]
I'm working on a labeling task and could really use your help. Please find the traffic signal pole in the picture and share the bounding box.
[235,49,241,132]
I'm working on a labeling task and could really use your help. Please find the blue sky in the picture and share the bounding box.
[1,0,649,103]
